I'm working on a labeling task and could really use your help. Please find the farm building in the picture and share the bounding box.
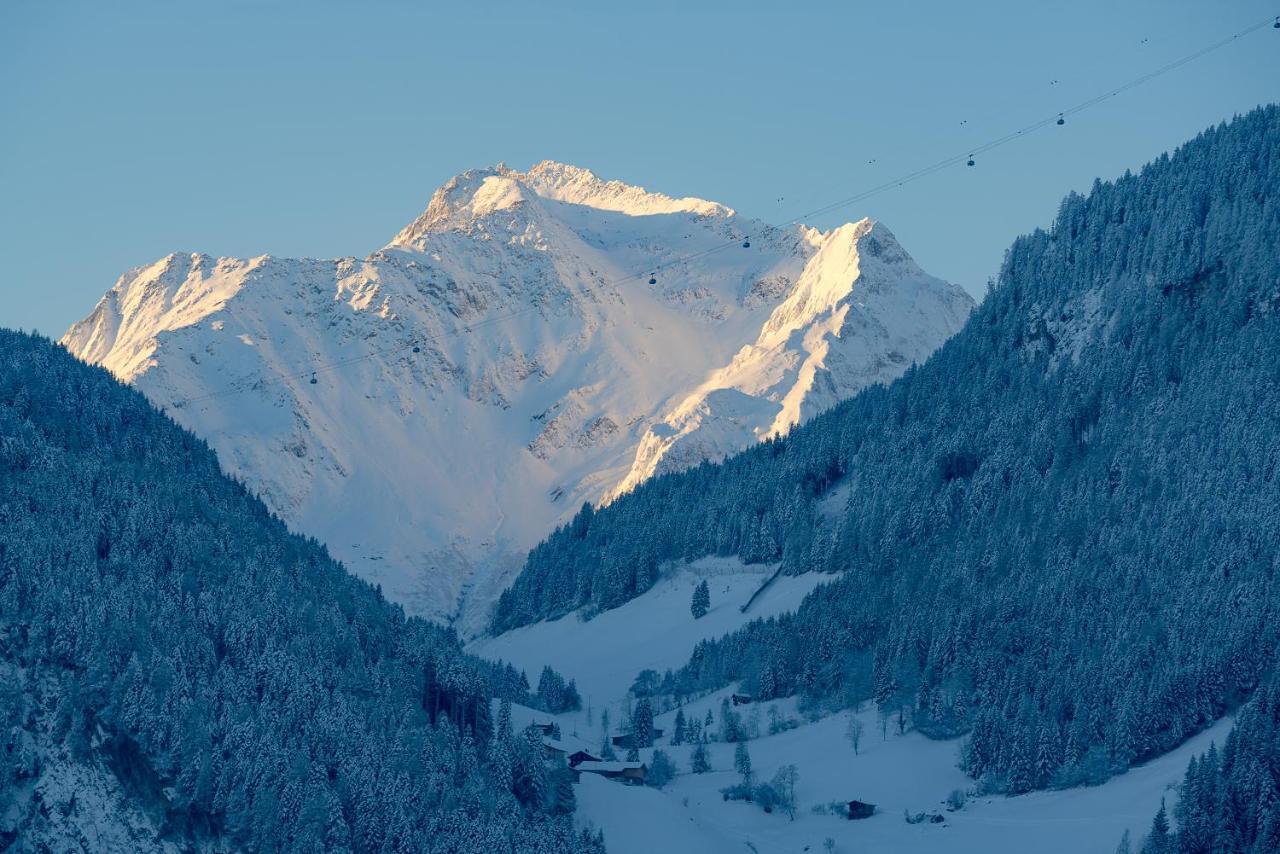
[847,800,877,820]
[541,734,596,763]
[567,750,600,768]
[574,761,647,785]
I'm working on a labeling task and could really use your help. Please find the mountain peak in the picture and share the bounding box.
[516,160,732,218]
[63,160,972,628]
[387,160,732,248]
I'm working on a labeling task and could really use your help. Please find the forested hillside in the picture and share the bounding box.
[1137,677,1280,853]
[0,330,601,852]
[493,107,1280,794]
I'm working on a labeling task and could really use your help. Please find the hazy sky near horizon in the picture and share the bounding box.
[2,0,1277,335]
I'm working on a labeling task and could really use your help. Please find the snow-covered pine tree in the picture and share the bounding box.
[691,579,711,619]
[734,741,753,786]
[691,740,711,774]
[632,698,655,748]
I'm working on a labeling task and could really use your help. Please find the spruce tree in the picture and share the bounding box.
[671,709,687,746]
[564,679,582,711]
[691,580,710,619]
[1142,799,1171,854]
[691,741,711,773]
[632,698,655,748]
[545,756,576,816]
[497,699,512,740]
[648,750,677,788]
[734,741,753,786]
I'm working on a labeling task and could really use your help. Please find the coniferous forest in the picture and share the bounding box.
[495,107,1280,795]
[0,330,602,852]
[1140,675,1280,853]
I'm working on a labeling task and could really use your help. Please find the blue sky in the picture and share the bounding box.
[2,0,1277,335]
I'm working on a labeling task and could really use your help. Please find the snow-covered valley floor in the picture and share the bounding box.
[470,561,1226,854]
[576,703,1230,854]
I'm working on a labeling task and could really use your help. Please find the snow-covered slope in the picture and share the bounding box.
[575,703,1231,854]
[62,161,973,627]
[469,561,1232,854]
[470,556,829,705]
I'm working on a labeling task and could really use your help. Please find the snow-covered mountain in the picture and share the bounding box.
[62,161,973,629]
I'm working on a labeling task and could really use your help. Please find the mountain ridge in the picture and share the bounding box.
[62,161,974,629]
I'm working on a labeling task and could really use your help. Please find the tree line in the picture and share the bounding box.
[493,106,1280,797]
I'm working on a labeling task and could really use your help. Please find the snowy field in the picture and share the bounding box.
[469,557,829,706]
[474,559,1233,853]
[578,694,1230,854]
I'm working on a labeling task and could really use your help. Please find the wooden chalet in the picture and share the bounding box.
[541,734,596,764]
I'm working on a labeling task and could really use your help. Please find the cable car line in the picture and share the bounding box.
[608,13,1273,287]
[171,14,1274,406]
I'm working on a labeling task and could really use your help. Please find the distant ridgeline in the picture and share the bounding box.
[0,332,600,852]
[493,106,1280,793]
